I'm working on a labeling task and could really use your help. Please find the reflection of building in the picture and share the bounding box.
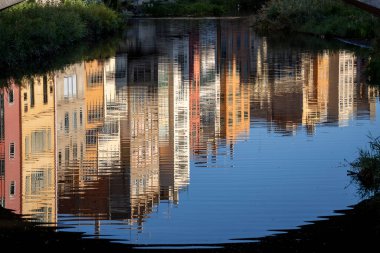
[302,51,376,130]
[159,37,190,203]
[220,58,250,143]
[98,57,122,176]
[56,63,86,205]
[356,84,378,120]
[0,82,22,213]
[189,30,201,155]
[84,60,105,183]
[252,46,378,135]
[111,54,160,223]
[58,60,110,220]
[101,55,159,226]
[323,51,355,126]
[120,84,160,223]
[220,21,250,145]
[196,22,221,161]
[21,75,56,224]
[251,37,273,127]
[302,52,329,134]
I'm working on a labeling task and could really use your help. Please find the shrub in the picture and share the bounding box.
[349,136,380,198]
[0,1,122,68]
[253,0,377,39]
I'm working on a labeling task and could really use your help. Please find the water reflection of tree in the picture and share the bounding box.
[0,37,121,87]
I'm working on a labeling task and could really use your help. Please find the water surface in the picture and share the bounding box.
[0,18,379,245]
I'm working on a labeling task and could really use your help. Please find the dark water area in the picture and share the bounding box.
[0,18,379,248]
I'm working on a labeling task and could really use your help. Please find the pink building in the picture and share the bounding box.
[0,81,22,213]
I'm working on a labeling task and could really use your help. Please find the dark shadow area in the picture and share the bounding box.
[264,32,366,51]
[1,194,380,253]
[0,36,121,86]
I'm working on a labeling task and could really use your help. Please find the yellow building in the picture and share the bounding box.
[55,63,86,197]
[21,74,56,224]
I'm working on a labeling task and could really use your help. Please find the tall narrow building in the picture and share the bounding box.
[0,82,22,214]
[21,75,56,224]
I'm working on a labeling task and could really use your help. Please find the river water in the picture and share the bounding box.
[0,18,379,246]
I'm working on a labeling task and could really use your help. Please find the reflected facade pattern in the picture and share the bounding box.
[0,19,379,240]
[252,38,378,135]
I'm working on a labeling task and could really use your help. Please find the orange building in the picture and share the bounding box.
[219,21,250,146]
[83,60,105,184]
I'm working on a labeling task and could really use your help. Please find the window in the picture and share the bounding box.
[87,104,103,123]
[31,131,46,153]
[80,143,83,161]
[10,181,15,196]
[64,112,69,133]
[9,143,15,159]
[73,111,77,129]
[86,129,97,145]
[0,159,4,176]
[79,108,83,126]
[25,137,30,157]
[87,71,103,87]
[47,129,52,150]
[31,171,44,194]
[58,152,62,166]
[73,144,77,160]
[8,89,14,104]
[30,80,35,108]
[244,111,248,120]
[43,75,48,104]
[64,75,77,99]
[65,147,69,165]
[24,92,27,101]
[25,176,30,195]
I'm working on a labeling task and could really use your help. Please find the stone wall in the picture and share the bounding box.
[0,0,24,10]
